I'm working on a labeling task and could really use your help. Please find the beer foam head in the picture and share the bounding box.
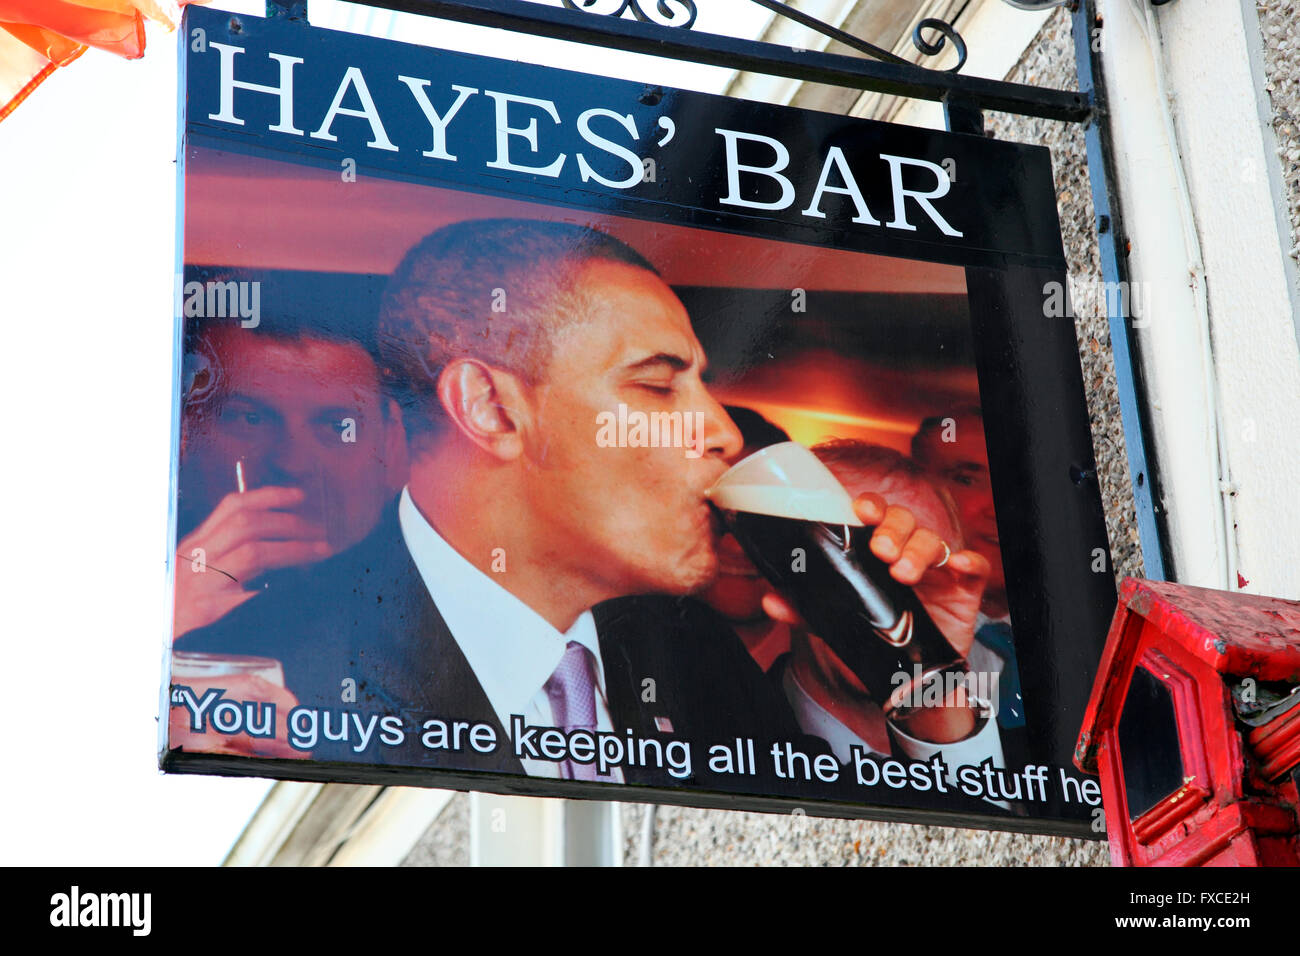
[707,441,864,526]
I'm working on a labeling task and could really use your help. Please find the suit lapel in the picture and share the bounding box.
[595,596,702,786]
[345,503,525,775]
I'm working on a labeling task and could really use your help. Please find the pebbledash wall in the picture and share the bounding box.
[1258,1,1300,293]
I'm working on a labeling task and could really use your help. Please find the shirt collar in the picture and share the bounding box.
[397,487,606,729]
[976,611,1012,631]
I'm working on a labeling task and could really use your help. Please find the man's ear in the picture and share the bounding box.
[435,358,530,460]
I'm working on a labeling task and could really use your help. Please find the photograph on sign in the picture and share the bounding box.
[163,7,1116,835]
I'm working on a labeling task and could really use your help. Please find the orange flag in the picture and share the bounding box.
[0,1,208,122]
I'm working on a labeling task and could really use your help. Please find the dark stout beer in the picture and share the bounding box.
[708,442,967,713]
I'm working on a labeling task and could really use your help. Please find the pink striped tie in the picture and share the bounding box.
[544,641,603,781]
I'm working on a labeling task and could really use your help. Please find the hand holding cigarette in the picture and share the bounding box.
[173,485,331,638]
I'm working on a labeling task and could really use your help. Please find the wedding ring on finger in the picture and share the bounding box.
[935,541,952,569]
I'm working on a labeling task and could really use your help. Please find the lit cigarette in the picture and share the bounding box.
[235,460,247,494]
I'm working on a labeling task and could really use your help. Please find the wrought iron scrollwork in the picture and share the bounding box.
[558,0,967,74]
[912,18,967,74]
[560,0,697,30]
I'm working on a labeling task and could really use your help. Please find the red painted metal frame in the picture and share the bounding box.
[1122,649,1213,846]
[1091,624,1245,865]
[1078,578,1300,866]
[1248,706,1300,783]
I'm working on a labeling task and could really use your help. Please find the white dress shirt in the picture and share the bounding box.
[397,487,622,781]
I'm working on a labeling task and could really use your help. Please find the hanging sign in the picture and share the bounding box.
[163,5,1115,835]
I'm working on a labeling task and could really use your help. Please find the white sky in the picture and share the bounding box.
[0,0,771,866]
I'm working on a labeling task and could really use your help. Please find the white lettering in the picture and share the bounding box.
[484,91,566,177]
[880,153,963,236]
[576,108,643,189]
[398,79,477,160]
[208,44,304,135]
[801,146,880,224]
[311,66,398,151]
[715,128,795,211]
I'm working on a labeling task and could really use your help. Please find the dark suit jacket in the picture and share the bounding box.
[179,501,816,791]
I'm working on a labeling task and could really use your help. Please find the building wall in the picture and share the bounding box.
[985,6,1145,589]
[401,792,469,867]
[1096,0,1300,595]
[1257,1,1300,259]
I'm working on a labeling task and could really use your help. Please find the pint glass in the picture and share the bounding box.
[706,441,967,715]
